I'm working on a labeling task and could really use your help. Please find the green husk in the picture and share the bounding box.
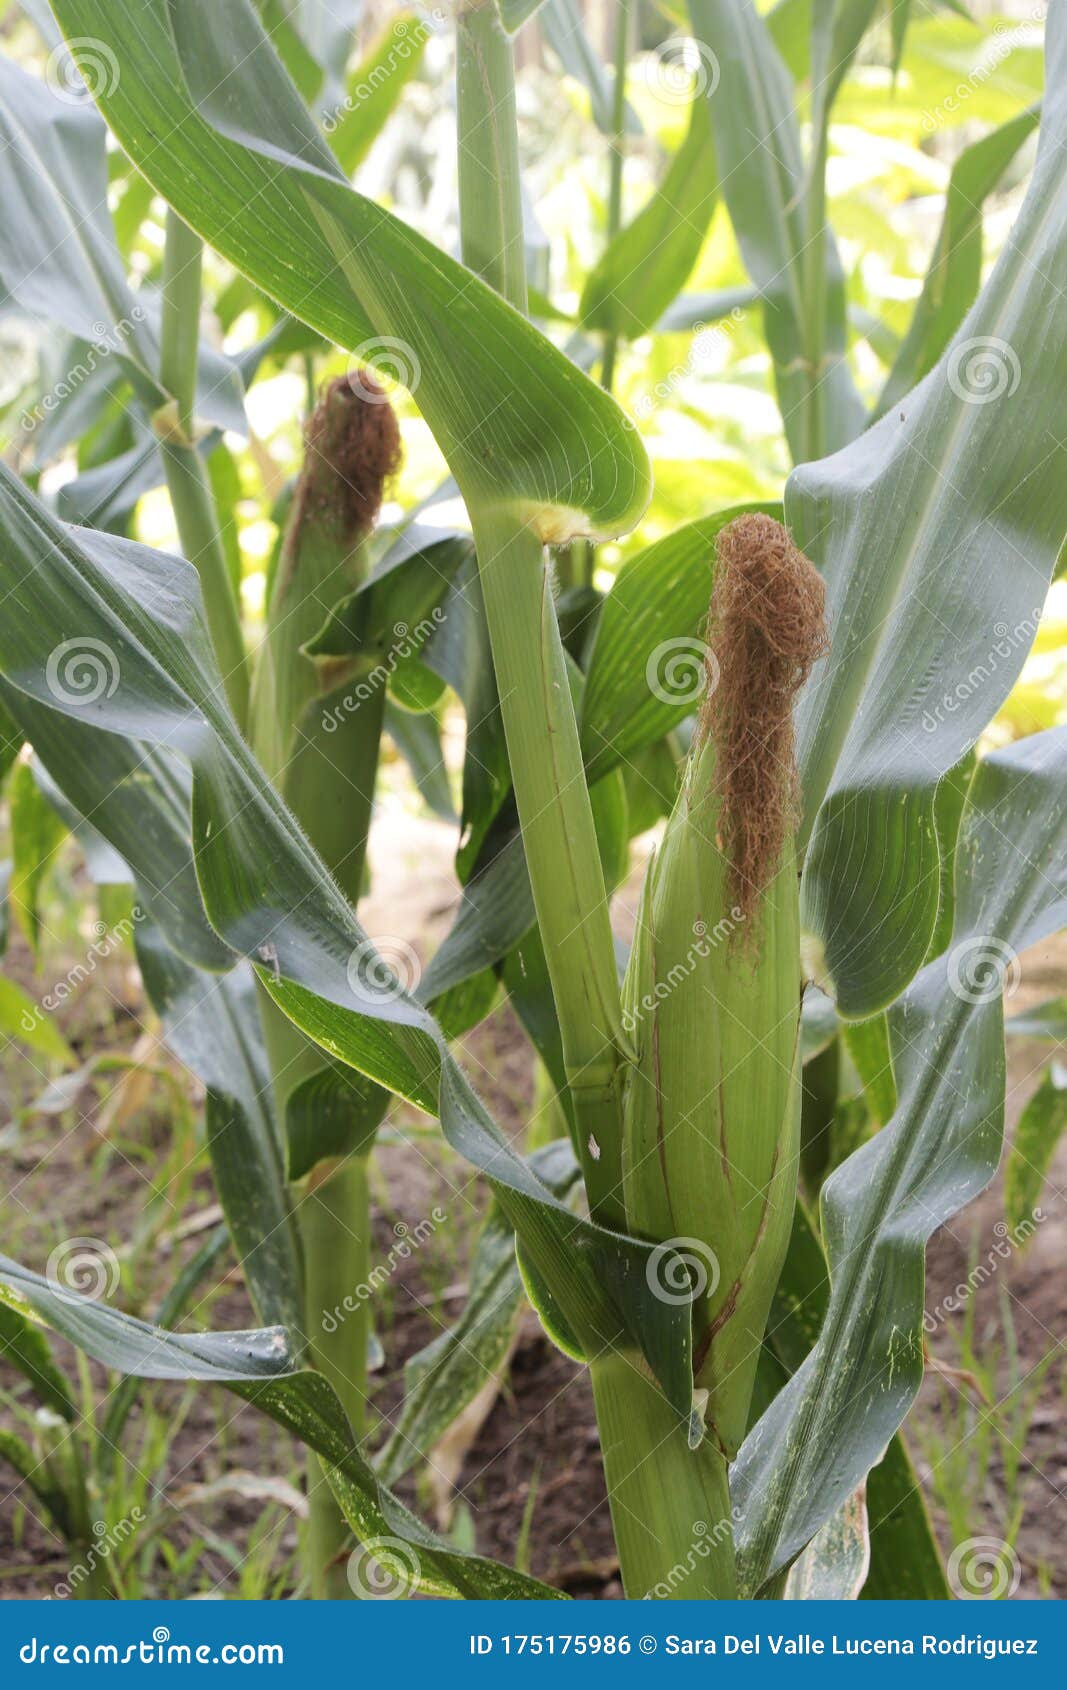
[617,514,826,1580]
[621,737,802,1457]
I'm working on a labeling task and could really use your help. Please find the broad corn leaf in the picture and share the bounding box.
[735,727,1067,1590]
[0,1255,561,1600]
[793,7,1067,1014]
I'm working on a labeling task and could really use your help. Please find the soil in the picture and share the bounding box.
[1,807,1063,1599]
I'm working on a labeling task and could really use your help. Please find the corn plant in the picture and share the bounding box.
[0,0,1064,1604]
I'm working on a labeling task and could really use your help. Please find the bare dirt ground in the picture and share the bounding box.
[1,803,1063,1598]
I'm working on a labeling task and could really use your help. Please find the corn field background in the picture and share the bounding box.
[0,0,1064,1605]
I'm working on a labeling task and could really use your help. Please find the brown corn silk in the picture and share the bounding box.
[701,512,828,924]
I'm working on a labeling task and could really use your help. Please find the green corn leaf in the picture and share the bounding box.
[418,834,533,1006]
[497,0,546,31]
[282,0,365,106]
[861,1438,951,1601]
[875,105,1040,419]
[1003,1065,1067,1240]
[383,703,456,824]
[0,1427,78,1543]
[134,923,304,1335]
[327,12,429,176]
[99,1225,230,1469]
[734,726,1067,1591]
[0,683,231,972]
[0,975,75,1069]
[794,11,1067,1015]
[0,56,244,435]
[656,284,760,334]
[307,533,507,873]
[539,0,640,136]
[841,1015,895,1127]
[1006,996,1067,1039]
[579,98,718,341]
[284,1064,386,1183]
[51,0,649,546]
[0,1300,76,1421]
[376,1206,523,1489]
[7,754,66,957]
[0,1254,562,1599]
[376,1140,579,1488]
[798,9,1061,1014]
[889,0,912,77]
[765,1199,949,1600]
[0,1252,292,1382]
[925,749,978,965]
[686,0,865,462]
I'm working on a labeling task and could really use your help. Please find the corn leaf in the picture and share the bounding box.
[875,105,1040,419]
[1003,1065,1067,1239]
[539,0,640,136]
[686,0,865,462]
[0,1427,77,1541]
[0,975,75,1069]
[0,1254,561,1599]
[579,98,718,341]
[7,754,66,956]
[793,10,1067,1015]
[376,1140,579,1488]
[766,1199,949,1600]
[0,683,231,971]
[134,923,304,1335]
[497,0,546,32]
[735,726,1067,1590]
[0,1300,76,1421]
[0,56,244,434]
[328,12,429,176]
[1006,996,1067,1039]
